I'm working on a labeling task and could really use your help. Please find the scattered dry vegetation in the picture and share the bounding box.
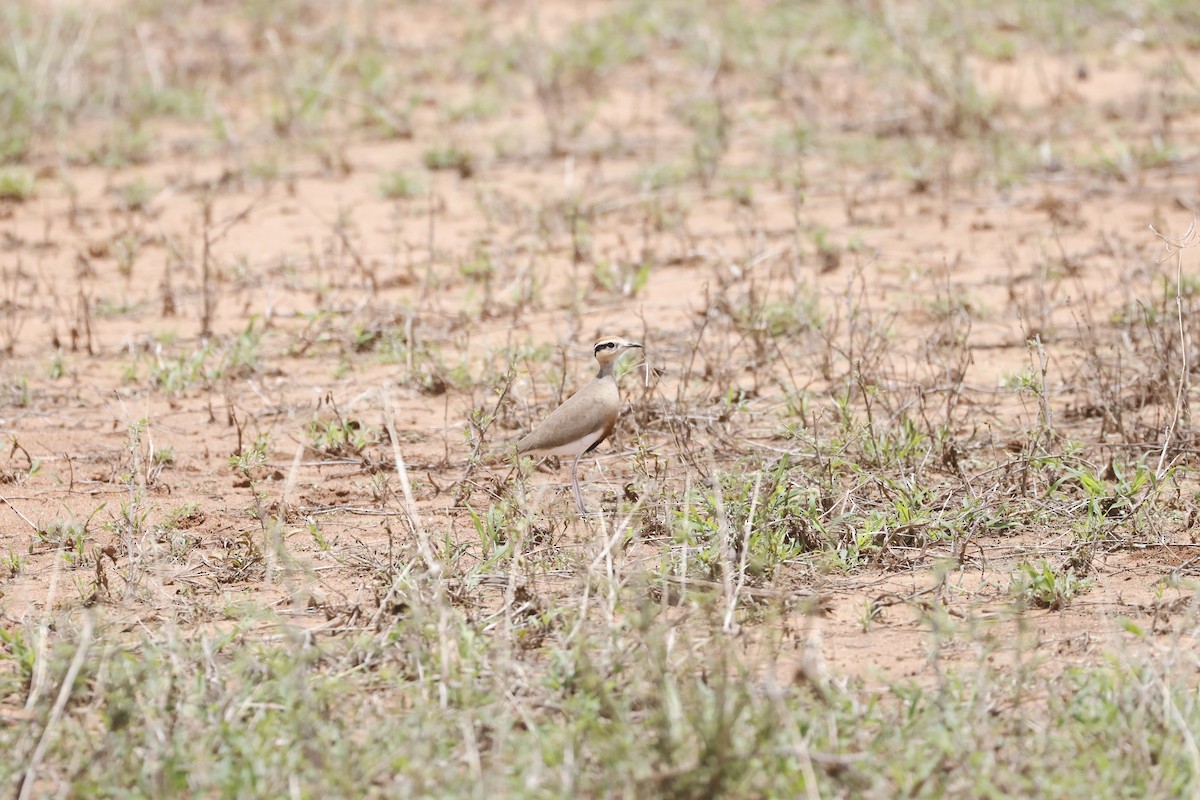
[3,0,1200,796]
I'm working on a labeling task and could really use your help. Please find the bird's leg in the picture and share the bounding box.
[571,453,588,516]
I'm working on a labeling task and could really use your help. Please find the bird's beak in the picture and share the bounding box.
[626,342,643,349]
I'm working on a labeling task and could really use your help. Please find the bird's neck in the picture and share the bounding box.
[595,361,616,379]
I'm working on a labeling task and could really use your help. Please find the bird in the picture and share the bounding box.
[517,336,643,515]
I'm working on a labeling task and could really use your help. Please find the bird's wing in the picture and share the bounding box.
[517,379,620,455]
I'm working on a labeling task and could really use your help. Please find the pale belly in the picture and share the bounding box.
[537,427,607,458]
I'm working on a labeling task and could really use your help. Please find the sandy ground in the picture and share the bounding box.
[3,0,1200,692]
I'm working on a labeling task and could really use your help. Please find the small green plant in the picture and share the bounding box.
[0,626,35,686]
[3,549,26,576]
[7,377,31,408]
[112,233,142,278]
[118,179,155,212]
[36,518,90,567]
[1001,368,1041,392]
[460,246,495,284]
[87,121,154,166]
[861,597,883,632]
[1163,273,1200,301]
[1071,461,1151,517]
[678,96,729,187]
[466,502,513,568]
[863,416,930,471]
[152,503,204,560]
[1010,560,1091,610]
[423,144,475,176]
[812,225,841,270]
[248,156,282,180]
[673,462,822,581]
[306,517,330,551]
[925,290,976,320]
[229,434,271,478]
[0,127,30,163]
[724,182,755,207]
[217,319,264,379]
[734,297,820,340]
[211,530,265,583]
[0,168,35,201]
[379,171,425,200]
[374,334,455,395]
[147,322,263,394]
[635,161,691,191]
[94,298,145,318]
[308,417,375,457]
[162,502,203,529]
[149,345,211,394]
[592,260,651,297]
[47,350,65,380]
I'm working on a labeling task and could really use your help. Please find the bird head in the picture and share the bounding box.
[592,336,643,366]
